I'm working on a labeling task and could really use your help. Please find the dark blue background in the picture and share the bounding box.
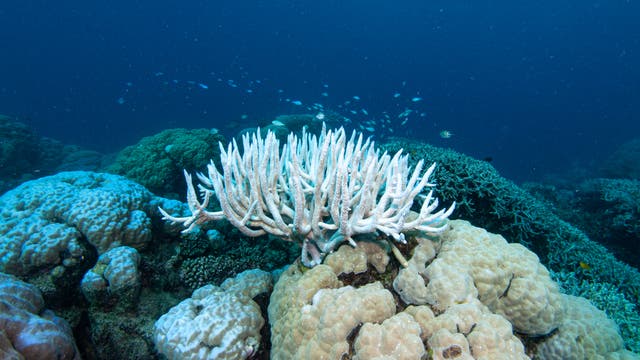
[1,0,638,181]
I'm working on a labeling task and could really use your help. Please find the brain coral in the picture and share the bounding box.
[106,128,225,198]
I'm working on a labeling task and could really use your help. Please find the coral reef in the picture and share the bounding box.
[0,171,186,304]
[2,123,638,359]
[556,178,638,267]
[380,138,640,350]
[601,138,640,179]
[106,128,225,198]
[0,114,105,194]
[266,220,636,359]
[0,114,41,179]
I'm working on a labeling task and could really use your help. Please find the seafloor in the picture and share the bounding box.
[1,113,639,359]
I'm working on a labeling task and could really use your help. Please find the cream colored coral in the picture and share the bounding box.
[268,264,396,360]
[393,239,444,305]
[324,244,369,275]
[535,295,633,360]
[358,239,390,273]
[421,220,563,335]
[407,299,528,360]
[404,305,436,341]
[353,312,425,360]
[428,329,474,360]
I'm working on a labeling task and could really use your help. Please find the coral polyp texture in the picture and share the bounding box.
[161,125,454,267]
[0,170,186,303]
[80,246,142,308]
[154,269,271,360]
[0,273,80,359]
[264,220,637,360]
[0,172,153,276]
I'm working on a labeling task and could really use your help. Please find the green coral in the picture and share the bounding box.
[106,128,225,198]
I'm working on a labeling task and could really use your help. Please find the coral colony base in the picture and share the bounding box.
[160,124,455,267]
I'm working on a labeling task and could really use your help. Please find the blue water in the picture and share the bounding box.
[1,0,638,182]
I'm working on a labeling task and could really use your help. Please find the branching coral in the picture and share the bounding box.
[161,125,454,267]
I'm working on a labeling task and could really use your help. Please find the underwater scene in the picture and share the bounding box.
[0,0,639,359]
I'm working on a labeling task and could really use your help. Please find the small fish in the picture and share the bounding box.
[154,72,164,76]
[393,93,401,98]
[364,126,375,132]
[241,114,248,120]
[361,109,368,115]
[272,120,286,127]
[401,118,410,126]
[187,80,196,85]
[245,89,253,93]
[579,261,591,270]
[323,84,329,88]
[439,130,454,139]
[321,92,329,97]
[353,96,360,100]
[398,109,412,118]
[126,82,133,87]
[291,100,303,106]
[411,97,423,102]
[315,112,325,120]
[116,97,125,105]
[198,83,209,89]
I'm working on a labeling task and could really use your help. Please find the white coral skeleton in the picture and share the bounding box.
[160,124,454,267]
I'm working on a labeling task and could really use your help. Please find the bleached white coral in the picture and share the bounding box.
[161,125,454,267]
[154,269,271,360]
